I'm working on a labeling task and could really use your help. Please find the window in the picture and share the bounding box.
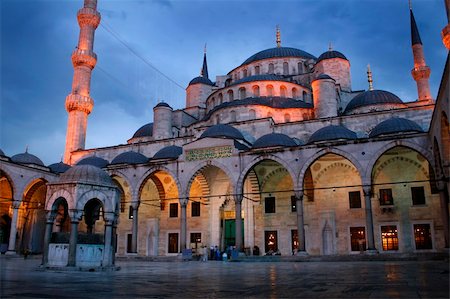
[243,69,248,77]
[268,63,274,74]
[283,62,289,75]
[349,191,362,209]
[190,232,201,244]
[266,85,274,97]
[264,230,278,253]
[127,233,133,253]
[249,109,256,119]
[414,224,432,249]
[215,114,220,125]
[168,233,179,253]
[255,65,260,75]
[411,186,425,205]
[169,203,178,217]
[350,227,366,251]
[239,87,246,100]
[381,225,398,251]
[291,229,298,252]
[191,201,200,217]
[265,197,276,213]
[128,206,134,219]
[230,110,237,122]
[291,196,297,212]
[280,86,287,97]
[227,90,234,101]
[298,62,304,74]
[379,189,394,206]
[218,93,223,104]
[252,85,260,97]
[292,88,298,99]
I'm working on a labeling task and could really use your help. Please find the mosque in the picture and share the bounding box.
[0,0,449,268]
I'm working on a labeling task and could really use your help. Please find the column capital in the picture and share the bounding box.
[69,209,83,222]
[294,190,304,200]
[435,180,448,192]
[362,186,372,197]
[234,194,243,204]
[12,200,21,209]
[130,200,140,209]
[45,210,56,223]
[103,211,116,225]
[180,197,189,207]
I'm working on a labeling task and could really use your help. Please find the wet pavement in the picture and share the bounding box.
[0,256,449,298]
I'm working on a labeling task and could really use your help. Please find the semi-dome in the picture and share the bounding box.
[111,151,148,165]
[308,125,357,143]
[345,90,403,113]
[11,151,44,166]
[154,102,173,109]
[132,123,153,138]
[316,50,348,63]
[232,74,287,85]
[76,156,109,168]
[200,124,245,140]
[48,162,71,174]
[241,47,316,66]
[188,76,214,86]
[59,164,113,186]
[369,118,423,138]
[252,133,297,149]
[153,145,182,160]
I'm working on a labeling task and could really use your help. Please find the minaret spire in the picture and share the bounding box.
[63,0,101,164]
[200,43,209,79]
[367,64,374,91]
[276,25,281,48]
[409,3,432,103]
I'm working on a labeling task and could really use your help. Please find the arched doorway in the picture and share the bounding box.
[0,170,13,253]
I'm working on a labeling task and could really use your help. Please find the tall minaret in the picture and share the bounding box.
[409,4,433,102]
[63,0,101,164]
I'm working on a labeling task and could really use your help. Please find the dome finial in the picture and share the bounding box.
[408,0,412,10]
[328,42,333,51]
[367,64,374,91]
[25,145,29,153]
[204,43,207,54]
[276,25,281,48]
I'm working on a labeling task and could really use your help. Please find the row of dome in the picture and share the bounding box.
[2,117,423,174]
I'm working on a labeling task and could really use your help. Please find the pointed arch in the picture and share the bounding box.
[136,166,181,201]
[46,188,75,211]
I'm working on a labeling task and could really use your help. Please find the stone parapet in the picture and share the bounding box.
[65,94,94,114]
[71,48,97,69]
[411,65,431,80]
[77,7,101,28]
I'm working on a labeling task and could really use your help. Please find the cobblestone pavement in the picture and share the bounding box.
[0,256,449,298]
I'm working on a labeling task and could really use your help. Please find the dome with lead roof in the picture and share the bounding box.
[345,90,403,113]
[76,156,109,168]
[48,162,71,174]
[153,146,182,160]
[369,118,423,138]
[59,164,114,186]
[308,125,357,143]
[11,151,44,166]
[241,47,316,66]
[111,151,148,165]
[252,133,297,149]
[200,124,245,140]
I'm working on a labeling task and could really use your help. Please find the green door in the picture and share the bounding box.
[224,219,244,247]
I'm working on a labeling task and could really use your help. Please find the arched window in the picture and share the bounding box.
[284,113,291,122]
[211,97,215,109]
[230,110,237,122]
[215,114,220,124]
[268,63,274,74]
[280,86,287,97]
[227,90,234,101]
[239,87,246,100]
[249,109,256,119]
[225,79,232,87]
[298,62,304,74]
[243,69,248,77]
[252,85,260,97]
[234,74,238,81]
[292,88,298,99]
[255,65,260,75]
[303,91,308,102]
[218,93,223,104]
[266,85,274,97]
[283,62,289,75]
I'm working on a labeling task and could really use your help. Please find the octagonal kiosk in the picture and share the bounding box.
[42,164,119,271]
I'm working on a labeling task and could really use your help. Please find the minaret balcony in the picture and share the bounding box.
[411,66,431,80]
[77,7,101,28]
[72,48,97,69]
[65,94,94,114]
[442,24,450,50]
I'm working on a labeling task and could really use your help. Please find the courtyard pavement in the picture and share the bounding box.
[0,255,449,298]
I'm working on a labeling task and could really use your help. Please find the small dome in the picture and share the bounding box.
[316,50,348,63]
[345,90,403,113]
[0,149,5,156]
[308,125,357,143]
[154,102,173,109]
[369,118,423,138]
[313,73,335,81]
[188,76,214,86]
[252,133,297,149]
[200,124,245,140]
[241,47,316,66]
[48,162,71,174]
[59,164,113,186]
[111,151,148,165]
[153,145,182,160]
[232,74,287,85]
[11,151,44,166]
[133,123,153,138]
[76,156,109,168]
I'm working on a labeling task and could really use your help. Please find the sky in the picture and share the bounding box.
[0,0,448,165]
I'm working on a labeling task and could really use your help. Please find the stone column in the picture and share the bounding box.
[102,212,115,267]
[6,201,21,255]
[130,201,139,254]
[68,210,82,267]
[111,220,118,265]
[41,211,56,266]
[235,194,243,251]
[295,191,307,254]
[180,198,188,252]
[437,181,449,248]
[363,186,377,253]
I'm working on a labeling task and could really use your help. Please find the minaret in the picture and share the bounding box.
[367,64,374,91]
[409,4,433,102]
[201,44,209,79]
[276,25,281,48]
[63,0,101,164]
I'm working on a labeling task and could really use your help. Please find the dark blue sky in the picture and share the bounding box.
[0,0,447,164]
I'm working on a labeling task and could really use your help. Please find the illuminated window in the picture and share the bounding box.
[264,230,277,253]
[291,229,298,251]
[191,201,200,217]
[128,206,134,219]
[290,196,297,212]
[168,233,178,253]
[265,197,275,213]
[280,85,287,97]
[292,88,298,98]
[411,186,425,205]
[268,63,274,74]
[252,85,260,97]
[190,232,201,244]
[379,189,394,206]
[283,62,289,75]
[169,203,178,218]
[298,62,304,74]
[414,224,432,249]
[239,87,246,100]
[255,65,260,75]
[348,191,361,209]
[381,225,398,251]
[266,85,274,97]
[350,227,366,251]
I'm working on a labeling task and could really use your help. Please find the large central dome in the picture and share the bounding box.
[241,47,316,66]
